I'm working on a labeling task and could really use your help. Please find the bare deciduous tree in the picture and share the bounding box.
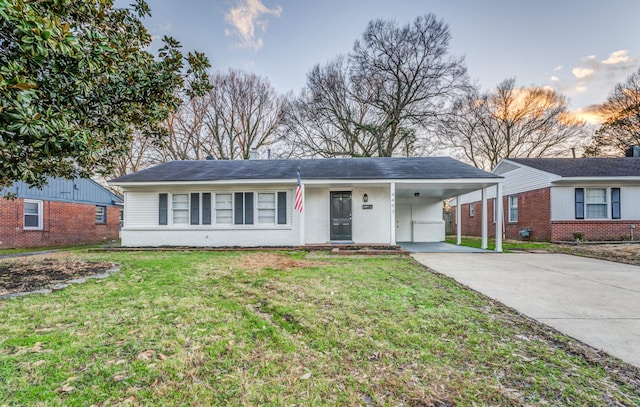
[439,78,585,170]
[585,68,640,156]
[204,69,285,159]
[286,14,468,158]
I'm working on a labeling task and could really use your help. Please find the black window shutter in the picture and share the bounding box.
[612,188,621,219]
[190,193,200,225]
[234,192,244,224]
[202,193,211,225]
[277,192,287,224]
[159,193,168,225]
[245,192,254,224]
[575,188,584,219]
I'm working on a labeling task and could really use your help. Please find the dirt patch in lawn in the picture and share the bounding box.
[0,257,116,296]
[239,252,328,272]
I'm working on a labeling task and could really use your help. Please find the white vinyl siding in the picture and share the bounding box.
[215,193,233,225]
[551,186,640,221]
[24,199,43,230]
[172,194,189,225]
[257,193,276,224]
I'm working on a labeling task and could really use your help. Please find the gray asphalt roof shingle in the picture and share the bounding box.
[110,157,500,183]
[507,158,640,177]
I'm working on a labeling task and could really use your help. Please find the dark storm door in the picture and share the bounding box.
[330,191,352,241]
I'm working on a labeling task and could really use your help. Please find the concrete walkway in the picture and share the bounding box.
[411,252,640,368]
[399,242,491,253]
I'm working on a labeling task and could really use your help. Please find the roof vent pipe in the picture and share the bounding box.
[205,155,215,160]
[625,146,640,157]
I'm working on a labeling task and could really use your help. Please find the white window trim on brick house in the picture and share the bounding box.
[508,194,518,223]
[24,199,43,230]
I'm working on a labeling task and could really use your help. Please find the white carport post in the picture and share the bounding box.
[481,188,488,249]
[455,195,461,245]
[495,182,503,252]
[390,182,396,245]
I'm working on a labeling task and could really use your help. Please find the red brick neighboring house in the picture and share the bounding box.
[1,177,123,249]
[451,156,640,241]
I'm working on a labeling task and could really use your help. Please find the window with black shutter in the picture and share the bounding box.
[234,192,254,225]
[277,192,287,225]
[159,193,168,225]
[202,193,212,225]
[575,188,584,219]
[611,188,621,219]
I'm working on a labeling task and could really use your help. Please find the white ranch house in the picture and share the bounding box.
[110,157,504,250]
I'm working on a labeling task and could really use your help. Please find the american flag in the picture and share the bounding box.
[294,171,303,213]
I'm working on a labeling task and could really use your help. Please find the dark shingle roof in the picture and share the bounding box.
[110,157,499,183]
[507,158,640,177]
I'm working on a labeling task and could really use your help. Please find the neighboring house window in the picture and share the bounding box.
[215,193,233,225]
[469,203,475,217]
[234,192,254,225]
[172,194,189,225]
[257,192,276,224]
[611,188,621,219]
[575,188,612,219]
[585,188,607,219]
[493,198,497,224]
[119,210,124,228]
[24,199,43,230]
[508,195,518,223]
[95,206,106,224]
[190,193,200,225]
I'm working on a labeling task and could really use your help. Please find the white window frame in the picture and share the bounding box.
[469,203,475,218]
[24,199,43,230]
[172,193,189,225]
[214,193,233,225]
[257,192,277,224]
[508,194,518,223]
[585,188,607,219]
[95,205,106,224]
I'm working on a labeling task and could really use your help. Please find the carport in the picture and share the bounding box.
[392,179,504,252]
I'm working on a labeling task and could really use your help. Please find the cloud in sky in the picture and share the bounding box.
[550,49,638,109]
[225,0,282,51]
[602,50,629,65]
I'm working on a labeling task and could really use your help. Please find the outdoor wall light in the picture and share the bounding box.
[414,192,420,197]
[363,193,369,202]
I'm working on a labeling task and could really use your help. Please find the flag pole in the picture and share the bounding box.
[296,167,305,247]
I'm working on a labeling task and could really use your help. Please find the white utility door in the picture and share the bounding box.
[396,205,412,242]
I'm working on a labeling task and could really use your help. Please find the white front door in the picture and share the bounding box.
[396,205,412,242]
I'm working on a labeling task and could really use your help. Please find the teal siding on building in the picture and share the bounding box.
[1,177,122,206]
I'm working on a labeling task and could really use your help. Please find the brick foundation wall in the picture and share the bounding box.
[452,187,552,241]
[551,221,640,241]
[0,199,121,248]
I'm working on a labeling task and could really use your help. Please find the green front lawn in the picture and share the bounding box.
[1,250,637,405]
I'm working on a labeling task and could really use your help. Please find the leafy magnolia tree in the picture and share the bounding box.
[584,67,640,156]
[439,78,585,170]
[0,0,210,188]
[287,14,468,158]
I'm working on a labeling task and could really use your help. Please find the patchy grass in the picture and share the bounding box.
[0,250,638,406]
[445,236,556,252]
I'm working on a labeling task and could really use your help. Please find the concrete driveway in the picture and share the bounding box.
[411,252,640,368]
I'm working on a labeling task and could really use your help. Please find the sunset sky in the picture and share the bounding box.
[129,0,640,119]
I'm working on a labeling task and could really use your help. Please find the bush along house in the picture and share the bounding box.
[110,157,505,250]
[0,177,123,249]
[451,148,640,242]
